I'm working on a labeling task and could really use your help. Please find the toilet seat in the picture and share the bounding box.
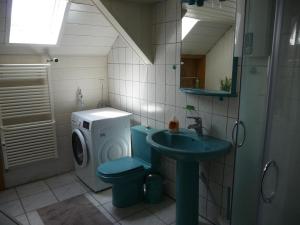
[97,157,150,182]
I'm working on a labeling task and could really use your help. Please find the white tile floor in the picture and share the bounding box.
[0,172,212,225]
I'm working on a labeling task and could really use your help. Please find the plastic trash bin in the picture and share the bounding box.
[144,174,163,204]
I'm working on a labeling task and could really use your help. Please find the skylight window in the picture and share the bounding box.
[182,17,199,40]
[9,0,68,45]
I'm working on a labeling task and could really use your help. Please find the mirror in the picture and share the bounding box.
[180,0,238,96]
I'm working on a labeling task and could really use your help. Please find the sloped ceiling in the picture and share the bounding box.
[97,0,154,63]
[182,0,236,55]
[0,0,118,56]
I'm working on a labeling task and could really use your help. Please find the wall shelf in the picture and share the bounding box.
[180,88,238,98]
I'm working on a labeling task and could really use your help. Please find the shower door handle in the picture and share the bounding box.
[261,160,279,204]
[232,120,246,147]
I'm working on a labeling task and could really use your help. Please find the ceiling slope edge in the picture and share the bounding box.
[92,0,154,64]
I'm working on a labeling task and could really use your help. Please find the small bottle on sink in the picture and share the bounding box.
[169,116,179,133]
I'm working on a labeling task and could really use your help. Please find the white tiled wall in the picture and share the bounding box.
[50,55,108,170]
[0,55,108,187]
[107,0,239,224]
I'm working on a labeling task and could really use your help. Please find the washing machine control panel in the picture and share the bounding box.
[72,118,90,130]
[82,121,90,130]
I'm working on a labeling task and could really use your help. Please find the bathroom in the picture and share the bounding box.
[0,0,299,224]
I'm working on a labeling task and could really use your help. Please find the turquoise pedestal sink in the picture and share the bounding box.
[146,129,231,225]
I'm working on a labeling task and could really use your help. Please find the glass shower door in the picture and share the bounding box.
[231,0,275,224]
[258,0,300,224]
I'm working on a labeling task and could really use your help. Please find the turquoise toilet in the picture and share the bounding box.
[96,125,160,208]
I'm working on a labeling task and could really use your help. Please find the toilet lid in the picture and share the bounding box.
[97,157,146,177]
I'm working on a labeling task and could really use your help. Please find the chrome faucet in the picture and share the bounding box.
[187,116,203,136]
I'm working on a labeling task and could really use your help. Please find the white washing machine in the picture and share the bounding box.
[71,107,132,192]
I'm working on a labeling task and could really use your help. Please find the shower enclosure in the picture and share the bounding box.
[231,0,300,224]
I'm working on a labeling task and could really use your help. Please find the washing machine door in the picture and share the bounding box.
[72,129,88,168]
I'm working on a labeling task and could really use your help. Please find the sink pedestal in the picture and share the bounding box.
[176,161,199,225]
[147,129,232,225]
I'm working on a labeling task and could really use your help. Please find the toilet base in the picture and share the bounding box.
[112,180,144,208]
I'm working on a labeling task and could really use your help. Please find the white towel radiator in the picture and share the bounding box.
[0,64,57,169]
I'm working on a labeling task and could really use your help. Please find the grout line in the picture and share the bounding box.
[14,187,31,225]
[147,208,169,225]
[43,181,60,203]
[102,205,121,223]
[84,192,103,209]
[86,192,101,206]
[88,191,117,221]
[114,206,148,223]
[23,214,31,225]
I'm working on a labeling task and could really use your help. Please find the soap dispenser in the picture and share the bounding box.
[169,116,179,133]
